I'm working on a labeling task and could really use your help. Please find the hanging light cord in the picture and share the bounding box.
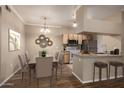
[44,17,47,30]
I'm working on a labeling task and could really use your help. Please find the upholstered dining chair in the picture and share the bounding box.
[58,53,64,75]
[53,51,60,80]
[55,51,59,60]
[35,57,54,87]
[25,51,30,64]
[25,51,36,81]
[18,54,27,80]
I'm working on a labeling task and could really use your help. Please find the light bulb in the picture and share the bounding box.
[46,28,50,33]
[40,28,50,33]
[40,28,44,32]
[73,21,77,27]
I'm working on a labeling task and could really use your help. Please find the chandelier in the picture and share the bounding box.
[40,17,51,33]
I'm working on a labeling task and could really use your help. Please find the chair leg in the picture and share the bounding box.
[61,64,62,75]
[93,65,95,82]
[122,66,124,77]
[115,66,117,79]
[50,68,54,87]
[22,72,24,81]
[29,67,31,82]
[99,68,102,81]
[50,76,52,87]
[106,66,108,80]
[109,64,110,79]
[56,66,58,80]
[33,68,36,79]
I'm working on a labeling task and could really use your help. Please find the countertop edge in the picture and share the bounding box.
[73,53,122,57]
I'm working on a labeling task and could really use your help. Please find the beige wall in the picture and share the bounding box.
[105,13,121,23]
[25,25,66,59]
[0,6,25,83]
[97,35,121,53]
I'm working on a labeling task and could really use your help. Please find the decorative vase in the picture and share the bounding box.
[42,53,46,57]
[39,50,47,57]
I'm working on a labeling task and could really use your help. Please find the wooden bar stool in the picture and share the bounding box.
[109,61,124,79]
[93,62,108,82]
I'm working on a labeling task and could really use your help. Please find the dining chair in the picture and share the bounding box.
[58,53,64,75]
[53,51,60,80]
[35,57,54,87]
[18,54,27,80]
[25,51,36,81]
[55,51,59,60]
[25,51,30,64]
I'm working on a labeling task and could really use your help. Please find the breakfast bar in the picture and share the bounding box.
[72,53,123,83]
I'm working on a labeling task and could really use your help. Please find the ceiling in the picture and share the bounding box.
[12,5,124,28]
[13,5,75,27]
[86,5,124,20]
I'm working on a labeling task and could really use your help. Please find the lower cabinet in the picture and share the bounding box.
[64,51,70,64]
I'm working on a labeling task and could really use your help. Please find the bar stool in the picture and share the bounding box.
[93,62,108,82]
[109,61,124,79]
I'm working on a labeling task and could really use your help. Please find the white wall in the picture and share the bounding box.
[25,25,67,59]
[97,35,121,53]
[76,6,121,35]
[0,6,25,83]
[83,19,121,35]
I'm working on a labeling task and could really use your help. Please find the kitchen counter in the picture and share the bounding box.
[72,53,123,84]
[73,53,122,57]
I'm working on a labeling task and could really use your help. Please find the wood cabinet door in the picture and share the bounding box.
[78,35,82,44]
[63,34,68,44]
[69,34,74,40]
[64,52,70,64]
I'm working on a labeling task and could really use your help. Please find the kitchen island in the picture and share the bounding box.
[72,53,123,83]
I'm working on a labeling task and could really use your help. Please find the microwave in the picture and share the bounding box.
[68,40,78,46]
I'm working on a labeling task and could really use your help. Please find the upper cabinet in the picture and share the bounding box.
[78,35,82,44]
[63,34,83,44]
[63,34,68,44]
[73,34,78,40]
[68,34,74,40]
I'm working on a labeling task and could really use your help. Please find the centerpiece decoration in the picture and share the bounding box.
[39,50,47,57]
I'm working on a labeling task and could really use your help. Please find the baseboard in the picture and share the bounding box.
[0,68,20,87]
[72,72,84,84]
[72,72,123,84]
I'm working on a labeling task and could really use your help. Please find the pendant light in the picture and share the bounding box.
[72,12,78,28]
[73,20,78,27]
[40,17,51,33]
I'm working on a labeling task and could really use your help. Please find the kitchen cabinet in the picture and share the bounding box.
[78,35,82,44]
[64,51,70,64]
[63,34,68,44]
[69,34,74,40]
[63,34,87,45]
[69,34,78,40]
[73,34,78,40]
